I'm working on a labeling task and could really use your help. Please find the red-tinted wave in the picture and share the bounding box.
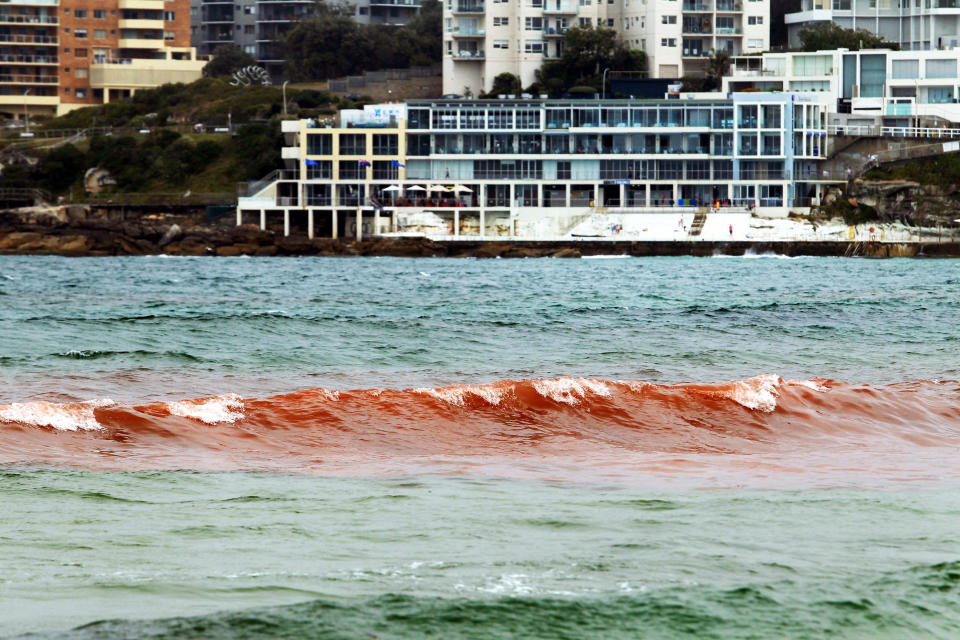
[2,376,959,485]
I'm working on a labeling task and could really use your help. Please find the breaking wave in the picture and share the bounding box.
[1,376,958,483]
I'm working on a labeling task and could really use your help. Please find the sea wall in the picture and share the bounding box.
[1,222,958,258]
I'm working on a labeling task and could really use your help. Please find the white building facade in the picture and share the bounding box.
[443,0,770,96]
[723,48,960,126]
[785,0,960,50]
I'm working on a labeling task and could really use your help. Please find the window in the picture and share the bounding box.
[660,38,676,46]
[64,47,71,53]
[578,17,590,26]
[339,134,366,155]
[64,88,70,94]
[243,5,255,13]
[244,45,255,54]
[74,29,87,38]
[892,59,919,79]
[747,39,763,48]
[244,25,254,34]
[307,133,332,155]
[793,55,832,76]
[516,110,539,128]
[339,161,364,180]
[164,31,175,40]
[607,18,614,26]
[493,39,509,48]
[493,16,508,25]
[373,134,398,155]
[661,15,676,23]
[306,162,332,180]
[75,68,88,78]
[525,40,544,53]
[164,11,175,20]
[76,89,87,98]
[926,58,957,79]
[525,17,543,30]
[748,16,763,24]
[557,161,571,179]
[75,47,88,57]
[94,9,106,18]
[74,9,87,18]
[94,29,106,39]
[372,161,398,180]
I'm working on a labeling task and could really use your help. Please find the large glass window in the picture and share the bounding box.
[372,134,398,155]
[459,109,485,128]
[793,55,832,77]
[516,109,540,129]
[432,108,458,129]
[860,54,886,97]
[488,109,513,129]
[372,161,398,180]
[926,58,957,79]
[892,59,919,79]
[339,161,364,179]
[408,108,429,129]
[407,134,430,156]
[307,133,332,155]
[306,161,332,179]
[339,134,366,155]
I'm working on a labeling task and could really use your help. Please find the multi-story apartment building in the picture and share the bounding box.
[237,93,830,241]
[785,0,960,50]
[1,0,203,121]
[723,48,960,126]
[443,0,770,96]
[191,0,423,78]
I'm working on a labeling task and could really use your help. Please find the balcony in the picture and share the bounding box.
[453,2,485,12]
[117,0,165,8]
[543,26,568,36]
[0,14,58,25]
[682,49,710,58]
[452,49,485,59]
[90,57,205,89]
[542,2,576,12]
[118,37,165,49]
[118,18,164,29]
[682,2,712,10]
[369,0,421,5]
[451,27,485,36]
[0,53,58,64]
[716,0,743,9]
[0,73,57,84]
[716,26,742,34]
[0,33,57,45]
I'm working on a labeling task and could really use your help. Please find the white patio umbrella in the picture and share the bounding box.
[406,185,426,192]
[452,185,473,193]
[427,184,447,193]
[382,185,401,192]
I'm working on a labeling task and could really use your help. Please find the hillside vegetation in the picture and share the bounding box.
[2,79,369,198]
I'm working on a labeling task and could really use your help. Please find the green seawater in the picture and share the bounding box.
[1,256,960,638]
[2,471,959,639]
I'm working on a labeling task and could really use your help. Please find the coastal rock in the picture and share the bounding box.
[551,248,582,258]
[158,224,182,246]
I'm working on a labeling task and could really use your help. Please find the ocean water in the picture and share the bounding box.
[1,255,959,639]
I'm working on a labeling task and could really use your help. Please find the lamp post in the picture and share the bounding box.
[282,80,288,116]
[23,88,31,134]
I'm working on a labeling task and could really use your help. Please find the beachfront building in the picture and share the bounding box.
[1,0,203,121]
[442,0,770,96]
[785,0,960,50]
[723,48,960,127]
[190,0,422,78]
[237,94,832,240]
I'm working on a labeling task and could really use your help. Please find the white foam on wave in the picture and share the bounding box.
[415,384,508,407]
[787,379,829,392]
[532,377,611,405]
[0,398,116,431]
[581,254,631,260]
[722,374,783,412]
[167,393,245,424]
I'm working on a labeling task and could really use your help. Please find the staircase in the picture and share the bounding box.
[688,210,708,237]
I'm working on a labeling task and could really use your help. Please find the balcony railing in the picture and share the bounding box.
[0,34,57,44]
[451,26,485,35]
[0,74,58,84]
[0,54,57,64]
[716,26,742,34]
[453,2,485,11]
[0,14,58,24]
[682,2,711,10]
[716,0,743,9]
[542,2,576,11]
[452,49,485,58]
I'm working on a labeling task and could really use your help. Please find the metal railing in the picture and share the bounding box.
[81,192,235,205]
[0,14,58,24]
[828,124,960,138]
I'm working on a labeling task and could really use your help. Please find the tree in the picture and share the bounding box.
[203,45,257,78]
[532,26,647,97]
[35,144,86,192]
[483,73,522,97]
[705,50,731,90]
[798,22,894,51]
